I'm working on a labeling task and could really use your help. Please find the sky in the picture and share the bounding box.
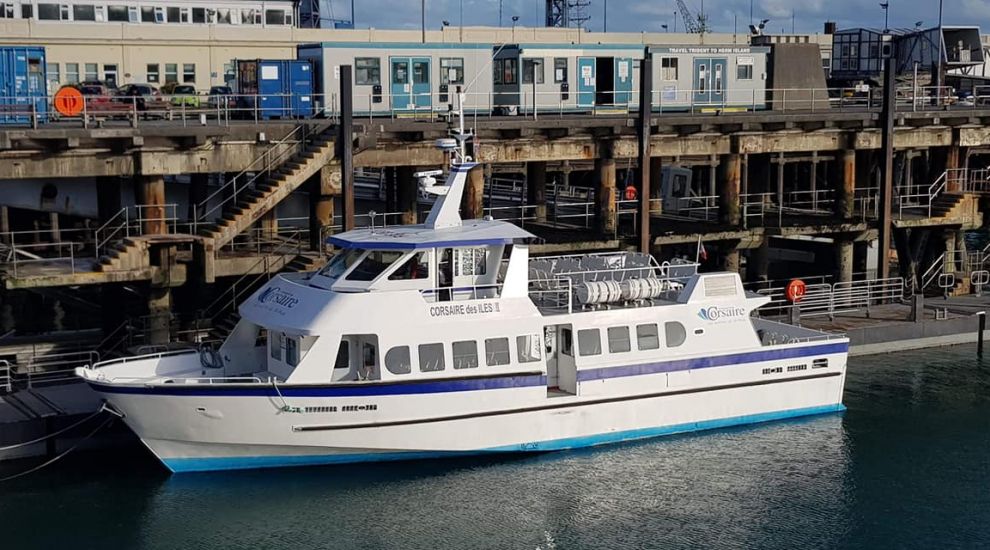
[332,0,990,35]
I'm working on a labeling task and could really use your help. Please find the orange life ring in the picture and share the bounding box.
[786,279,807,303]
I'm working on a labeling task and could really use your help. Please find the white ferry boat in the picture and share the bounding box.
[76,108,848,473]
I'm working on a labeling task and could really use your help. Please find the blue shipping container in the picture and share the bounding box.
[237,59,313,119]
[0,46,48,125]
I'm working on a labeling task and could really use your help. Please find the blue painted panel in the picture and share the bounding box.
[411,57,431,109]
[0,46,48,125]
[257,60,286,119]
[613,57,633,105]
[577,57,595,107]
[390,57,411,110]
[288,60,314,117]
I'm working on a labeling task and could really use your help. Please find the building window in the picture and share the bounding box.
[485,337,510,366]
[578,328,602,357]
[46,62,60,88]
[164,63,178,83]
[265,9,287,25]
[452,341,479,369]
[84,63,98,82]
[140,6,153,22]
[665,322,686,348]
[0,2,12,18]
[103,64,118,87]
[661,57,678,80]
[146,63,159,83]
[166,6,180,22]
[493,58,517,85]
[65,63,79,84]
[38,3,60,20]
[418,343,445,372]
[216,9,232,24]
[355,57,381,85]
[384,346,411,375]
[73,4,95,21]
[21,4,32,18]
[241,8,260,24]
[522,58,544,84]
[607,326,631,353]
[60,4,69,19]
[516,335,541,363]
[636,324,660,350]
[224,63,235,86]
[737,57,753,80]
[183,64,195,83]
[554,57,568,83]
[440,57,465,85]
[192,7,205,23]
[107,4,126,21]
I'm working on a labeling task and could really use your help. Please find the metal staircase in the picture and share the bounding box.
[194,124,336,249]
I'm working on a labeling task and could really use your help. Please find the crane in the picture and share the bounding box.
[676,0,710,34]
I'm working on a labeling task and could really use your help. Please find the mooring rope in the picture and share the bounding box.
[0,406,110,452]
[0,415,115,483]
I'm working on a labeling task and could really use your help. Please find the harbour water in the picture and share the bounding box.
[3,345,990,549]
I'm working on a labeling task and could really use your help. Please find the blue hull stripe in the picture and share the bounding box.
[162,403,846,473]
[92,342,846,398]
[577,342,848,382]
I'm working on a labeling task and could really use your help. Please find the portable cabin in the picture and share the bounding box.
[648,45,769,112]
[493,44,645,114]
[298,42,494,116]
[0,46,48,125]
[236,59,314,119]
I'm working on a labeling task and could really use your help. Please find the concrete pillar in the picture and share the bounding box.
[595,143,617,235]
[147,285,171,345]
[136,174,166,235]
[526,161,548,222]
[384,167,397,213]
[397,166,418,225]
[750,238,770,283]
[48,212,59,242]
[0,206,8,244]
[835,149,856,220]
[944,230,956,274]
[720,244,741,273]
[946,144,961,192]
[718,153,742,226]
[836,238,854,283]
[309,165,335,251]
[461,165,485,220]
[188,173,209,221]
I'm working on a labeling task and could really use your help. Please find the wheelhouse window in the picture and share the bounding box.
[270,332,284,361]
[389,251,429,280]
[607,326,631,353]
[334,340,350,370]
[485,337,510,366]
[578,329,602,356]
[440,58,464,85]
[346,250,404,282]
[516,335,541,363]
[665,322,686,348]
[522,58,544,84]
[318,248,365,279]
[456,248,487,277]
[419,343,445,372]
[453,341,479,369]
[385,346,411,375]
[355,57,381,86]
[286,337,300,367]
[636,324,660,350]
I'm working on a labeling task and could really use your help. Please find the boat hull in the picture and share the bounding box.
[90,365,846,473]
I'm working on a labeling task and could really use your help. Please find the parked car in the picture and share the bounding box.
[76,84,132,116]
[207,85,236,110]
[115,83,171,117]
[165,84,201,108]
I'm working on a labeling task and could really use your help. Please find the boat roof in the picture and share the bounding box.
[328,218,536,250]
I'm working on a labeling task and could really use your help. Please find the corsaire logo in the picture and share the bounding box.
[257,286,299,309]
[698,305,746,322]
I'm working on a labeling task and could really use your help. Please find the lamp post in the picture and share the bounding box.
[880,2,889,32]
[512,15,519,41]
[459,0,463,43]
[421,0,426,43]
[604,0,608,32]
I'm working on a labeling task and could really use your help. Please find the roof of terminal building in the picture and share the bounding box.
[328,218,535,250]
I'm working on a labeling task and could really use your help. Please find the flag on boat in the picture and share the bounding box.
[696,236,708,262]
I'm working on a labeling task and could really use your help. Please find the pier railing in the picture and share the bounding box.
[756,277,906,320]
[0,360,11,393]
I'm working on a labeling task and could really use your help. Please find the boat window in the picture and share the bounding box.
[607,326,631,353]
[347,251,405,281]
[452,341,479,369]
[318,248,365,278]
[389,251,430,280]
[270,332,283,361]
[516,335,542,363]
[286,337,299,367]
[665,321,687,348]
[456,248,488,277]
[418,343,445,372]
[485,337,510,366]
[334,340,349,369]
[561,328,573,356]
[636,324,660,350]
[385,346,411,375]
[578,329,602,357]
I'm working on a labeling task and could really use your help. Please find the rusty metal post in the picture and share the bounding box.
[637,52,653,254]
[718,153,742,226]
[878,42,897,280]
[338,65,355,231]
[595,141,617,235]
[462,165,485,220]
[526,161,547,222]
